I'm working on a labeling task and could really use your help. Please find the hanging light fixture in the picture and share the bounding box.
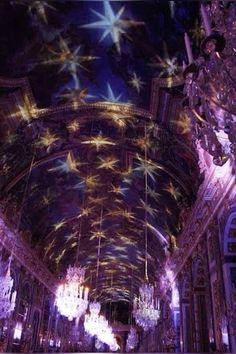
[55,205,89,321]
[55,264,89,321]
[0,256,16,320]
[183,0,236,166]
[84,207,119,351]
[133,125,160,331]
[126,269,138,351]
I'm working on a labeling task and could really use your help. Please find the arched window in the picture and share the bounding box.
[223,211,236,256]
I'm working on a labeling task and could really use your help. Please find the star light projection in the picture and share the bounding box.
[81,0,144,54]
[0,0,201,306]
[11,0,56,24]
[40,37,98,81]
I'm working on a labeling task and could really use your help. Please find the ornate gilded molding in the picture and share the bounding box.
[170,162,236,279]
[0,213,57,294]
[0,74,184,122]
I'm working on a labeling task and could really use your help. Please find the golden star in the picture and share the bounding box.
[128,72,145,93]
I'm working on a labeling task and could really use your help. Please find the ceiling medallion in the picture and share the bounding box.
[55,265,89,321]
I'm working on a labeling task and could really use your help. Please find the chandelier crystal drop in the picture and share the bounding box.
[133,282,160,331]
[183,0,236,166]
[0,260,16,320]
[55,265,89,321]
[126,327,138,351]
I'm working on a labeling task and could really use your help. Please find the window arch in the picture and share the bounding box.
[223,210,236,256]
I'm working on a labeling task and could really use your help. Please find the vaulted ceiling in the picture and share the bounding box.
[0,1,202,306]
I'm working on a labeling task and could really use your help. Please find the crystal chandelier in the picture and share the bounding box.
[84,301,102,337]
[55,264,89,321]
[0,258,17,320]
[133,125,160,331]
[126,327,138,352]
[183,0,236,166]
[84,301,119,351]
[133,283,160,331]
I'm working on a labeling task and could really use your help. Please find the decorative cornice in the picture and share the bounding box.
[0,74,184,122]
[0,213,57,294]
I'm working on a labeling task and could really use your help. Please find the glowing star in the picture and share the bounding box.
[164,181,181,201]
[16,95,35,122]
[65,232,78,244]
[44,238,56,257]
[11,1,56,24]
[82,132,115,151]
[139,199,158,218]
[53,220,66,231]
[128,72,145,93]
[41,37,98,76]
[109,185,128,196]
[59,88,89,107]
[149,43,180,77]
[48,152,82,174]
[38,129,59,148]
[77,206,95,218]
[90,230,106,240]
[81,1,143,53]
[97,155,119,170]
[41,193,52,206]
[78,174,100,190]
[134,155,159,181]
[149,54,179,77]
[101,83,122,103]
[147,186,161,202]
[55,249,66,267]
[113,209,136,221]
[66,119,80,133]
[88,195,107,205]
